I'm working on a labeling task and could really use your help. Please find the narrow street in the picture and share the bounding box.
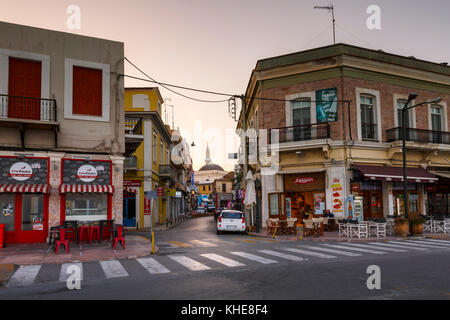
[1,216,449,300]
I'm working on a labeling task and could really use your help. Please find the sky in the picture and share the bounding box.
[1,0,449,171]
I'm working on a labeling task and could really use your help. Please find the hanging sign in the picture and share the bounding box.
[316,88,338,122]
[144,195,151,215]
[157,187,164,197]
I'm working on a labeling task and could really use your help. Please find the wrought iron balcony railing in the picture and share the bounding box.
[269,122,330,144]
[0,94,57,122]
[125,116,143,135]
[386,127,450,145]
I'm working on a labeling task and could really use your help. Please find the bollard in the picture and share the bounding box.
[151,231,155,254]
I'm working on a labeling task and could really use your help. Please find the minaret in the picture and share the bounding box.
[205,143,212,165]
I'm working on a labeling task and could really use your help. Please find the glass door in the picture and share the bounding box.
[18,194,47,243]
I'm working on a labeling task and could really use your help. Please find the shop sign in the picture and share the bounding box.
[76,165,98,182]
[165,188,176,197]
[331,178,344,213]
[157,187,164,197]
[293,177,315,185]
[144,195,151,215]
[124,180,142,187]
[175,191,182,198]
[316,88,338,123]
[351,183,360,192]
[9,162,33,181]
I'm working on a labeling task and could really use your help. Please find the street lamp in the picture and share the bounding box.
[401,94,441,218]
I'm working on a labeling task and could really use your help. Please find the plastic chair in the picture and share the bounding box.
[55,229,70,254]
[112,225,125,249]
[89,223,101,243]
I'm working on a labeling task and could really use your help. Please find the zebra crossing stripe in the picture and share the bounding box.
[343,242,409,252]
[232,238,259,244]
[408,240,450,247]
[168,255,211,271]
[59,263,83,282]
[371,242,427,251]
[257,250,304,261]
[283,248,336,259]
[305,246,361,257]
[422,239,450,244]
[137,257,171,274]
[200,254,246,267]
[168,241,193,248]
[395,240,450,249]
[190,240,218,247]
[388,241,448,249]
[229,251,278,264]
[7,265,41,287]
[323,244,386,254]
[100,260,129,278]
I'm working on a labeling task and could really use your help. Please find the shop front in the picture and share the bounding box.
[269,172,326,221]
[123,179,142,228]
[59,159,114,224]
[426,175,450,216]
[0,156,50,244]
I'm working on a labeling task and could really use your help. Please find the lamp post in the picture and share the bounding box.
[401,94,442,218]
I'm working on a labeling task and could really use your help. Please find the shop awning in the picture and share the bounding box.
[353,165,438,183]
[429,171,450,179]
[59,184,115,193]
[0,184,50,193]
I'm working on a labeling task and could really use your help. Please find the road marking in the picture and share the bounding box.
[232,238,258,244]
[305,246,361,257]
[368,242,422,251]
[168,255,211,271]
[190,240,218,247]
[248,237,278,243]
[158,241,179,248]
[342,242,409,252]
[229,251,278,264]
[388,241,448,249]
[323,244,386,254]
[137,257,171,274]
[257,250,304,261]
[405,240,450,247]
[200,254,246,267]
[168,241,193,248]
[100,260,129,278]
[59,262,83,282]
[422,239,450,244]
[283,248,336,259]
[7,265,41,287]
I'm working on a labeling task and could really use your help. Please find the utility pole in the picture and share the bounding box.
[314,5,336,44]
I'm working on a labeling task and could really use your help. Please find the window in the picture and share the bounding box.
[22,194,44,231]
[292,99,311,140]
[160,142,164,164]
[153,133,157,162]
[65,194,107,219]
[431,106,443,131]
[360,95,377,140]
[269,193,280,217]
[0,194,15,232]
[397,99,412,128]
[222,183,226,192]
[72,66,102,116]
[166,148,170,165]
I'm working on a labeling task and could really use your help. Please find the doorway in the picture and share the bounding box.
[361,191,383,220]
[123,190,136,227]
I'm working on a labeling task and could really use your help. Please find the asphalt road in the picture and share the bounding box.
[1,216,449,300]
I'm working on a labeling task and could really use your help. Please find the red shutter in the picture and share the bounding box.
[73,66,102,116]
[8,57,42,120]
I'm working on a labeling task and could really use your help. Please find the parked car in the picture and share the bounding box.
[196,207,206,215]
[217,210,246,234]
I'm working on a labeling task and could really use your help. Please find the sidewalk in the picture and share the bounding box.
[0,235,158,266]
[247,228,450,242]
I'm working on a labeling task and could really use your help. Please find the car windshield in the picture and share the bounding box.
[221,211,243,219]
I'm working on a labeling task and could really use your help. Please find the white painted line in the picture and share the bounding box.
[100,260,129,278]
[190,240,218,247]
[408,240,450,247]
[393,240,450,249]
[305,246,361,257]
[324,244,386,254]
[257,250,305,262]
[7,265,41,287]
[159,241,179,248]
[200,254,246,267]
[229,251,278,264]
[168,255,211,271]
[283,248,336,259]
[422,239,450,244]
[59,262,83,282]
[137,257,171,274]
[388,241,448,249]
[343,242,409,252]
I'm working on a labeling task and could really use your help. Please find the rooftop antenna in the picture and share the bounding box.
[314,4,335,45]
[164,97,172,124]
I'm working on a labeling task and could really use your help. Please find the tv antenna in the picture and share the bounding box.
[314,4,335,45]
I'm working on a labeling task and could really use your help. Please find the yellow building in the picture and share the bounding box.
[123,87,174,229]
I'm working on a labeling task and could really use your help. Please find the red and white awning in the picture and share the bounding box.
[0,184,50,193]
[123,187,138,194]
[59,184,115,193]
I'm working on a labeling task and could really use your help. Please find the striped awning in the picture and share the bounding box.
[59,184,115,193]
[0,184,50,193]
[123,187,138,194]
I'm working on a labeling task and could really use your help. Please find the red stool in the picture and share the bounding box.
[112,225,125,250]
[89,225,101,243]
[79,225,90,243]
[55,229,70,254]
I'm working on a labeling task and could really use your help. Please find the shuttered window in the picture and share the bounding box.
[72,66,102,116]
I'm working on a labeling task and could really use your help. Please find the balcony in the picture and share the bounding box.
[159,164,176,182]
[269,123,330,144]
[386,127,450,145]
[124,116,144,156]
[0,94,59,147]
[123,156,138,171]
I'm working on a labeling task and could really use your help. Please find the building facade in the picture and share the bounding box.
[0,21,125,243]
[212,171,234,209]
[237,43,450,228]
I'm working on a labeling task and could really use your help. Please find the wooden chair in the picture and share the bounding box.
[286,218,297,235]
[266,219,275,237]
[303,219,320,238]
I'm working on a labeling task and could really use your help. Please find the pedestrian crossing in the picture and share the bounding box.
[5,239,450,288]
[159,237,278,248]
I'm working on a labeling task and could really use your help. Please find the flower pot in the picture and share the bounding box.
[411,223,423,235]
[394,221,409,237]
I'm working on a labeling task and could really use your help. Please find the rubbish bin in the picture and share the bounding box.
[0,224,5,248]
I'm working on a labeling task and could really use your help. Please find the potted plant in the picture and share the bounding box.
[409,216,425,235]
[394,216,409,237]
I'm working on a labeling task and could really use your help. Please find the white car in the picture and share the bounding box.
[217,210,246,234]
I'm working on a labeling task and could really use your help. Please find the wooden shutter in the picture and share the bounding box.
[73,66,102,116]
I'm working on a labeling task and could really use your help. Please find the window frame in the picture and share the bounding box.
[152,132,158,163]
[356,88,381,142]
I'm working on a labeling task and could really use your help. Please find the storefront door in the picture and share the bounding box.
[361,191,383,220]
[123,191,136,227]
